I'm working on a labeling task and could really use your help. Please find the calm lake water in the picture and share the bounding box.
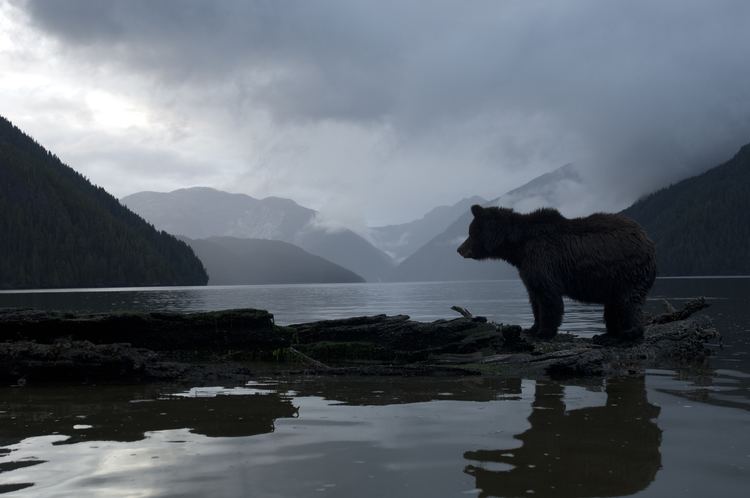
[1,278,748,497]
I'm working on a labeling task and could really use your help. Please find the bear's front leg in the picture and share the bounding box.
[534,292,564,339]
[526,291,540,335]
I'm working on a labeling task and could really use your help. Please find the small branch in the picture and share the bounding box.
[451,306,474,318]
[661,299,676,314]
[649,297,709,324]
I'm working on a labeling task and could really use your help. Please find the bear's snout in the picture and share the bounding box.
[457,239,473,258]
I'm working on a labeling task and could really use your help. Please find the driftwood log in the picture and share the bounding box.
[0,299,718,385]
[286,299,718,378]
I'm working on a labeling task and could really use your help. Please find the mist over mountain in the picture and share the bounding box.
[123,188,314,241]
[622,142,750,276]
[490,164,588,216]
[0,115,208,289]
[369,196,486,262]
[391,164,587,282]
[122,188,394,281]
[183,236,364,285]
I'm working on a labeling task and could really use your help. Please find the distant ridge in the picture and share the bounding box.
[184,236,365,285]
[369,196,487,262]
[122,187,394,281]
[0,115,208,289]
[622,142,750,276]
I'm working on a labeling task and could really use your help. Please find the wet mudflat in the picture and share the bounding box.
[0,278,749,497]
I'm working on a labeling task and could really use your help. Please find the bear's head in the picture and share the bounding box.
[457,205,519,260]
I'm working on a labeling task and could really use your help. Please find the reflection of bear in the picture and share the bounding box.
[464,377,662,498]
[458,206,656,339]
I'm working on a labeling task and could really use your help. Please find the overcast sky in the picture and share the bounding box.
[1,0,749,225]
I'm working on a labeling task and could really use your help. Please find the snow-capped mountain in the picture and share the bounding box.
[491,163,586,215]
[390,164,588,282]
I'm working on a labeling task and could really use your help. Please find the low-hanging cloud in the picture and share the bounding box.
[9,0,750,222]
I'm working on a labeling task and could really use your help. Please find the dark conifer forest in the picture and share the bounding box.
[0,115,208,289]
[623,143,750,276]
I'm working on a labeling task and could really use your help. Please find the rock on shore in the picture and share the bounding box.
[0,300,719,385]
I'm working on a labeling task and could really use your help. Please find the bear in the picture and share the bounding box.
[457,205,656,341]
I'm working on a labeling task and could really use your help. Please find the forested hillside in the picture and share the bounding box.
[0,116,208,289]
[185,236,365,285]
[623,143,750,276]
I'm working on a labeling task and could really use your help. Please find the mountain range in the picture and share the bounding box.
[5,112,748,289]
[125,146,750,283]
[122,164,589,284]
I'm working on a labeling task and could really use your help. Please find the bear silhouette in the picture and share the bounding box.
[458,205,655,340]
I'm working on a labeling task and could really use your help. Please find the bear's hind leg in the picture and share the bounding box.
[619,298,645,341]
[603,303,623,336]
[597,299,644,344]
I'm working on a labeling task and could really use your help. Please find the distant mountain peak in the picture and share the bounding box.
[491,163,587,215]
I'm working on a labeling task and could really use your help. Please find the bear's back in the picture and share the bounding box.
[563,212,642,236]
[521,210,647,242]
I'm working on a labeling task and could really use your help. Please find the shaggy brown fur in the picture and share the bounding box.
[458,205,656,340]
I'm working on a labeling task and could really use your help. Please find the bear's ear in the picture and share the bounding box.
[471,204,484,217]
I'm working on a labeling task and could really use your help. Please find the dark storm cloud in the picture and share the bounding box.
[20,0,750,209]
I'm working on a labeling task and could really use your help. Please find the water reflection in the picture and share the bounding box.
[282,376,524,405]
[0,384,297,448]
[464,377,661,498]
[4,375,748,498]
